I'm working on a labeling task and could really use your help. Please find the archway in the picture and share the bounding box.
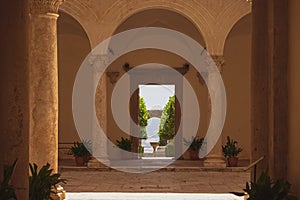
[101,8,208,161]
[57,11,92,163]
[223,13,252,164]
[57,1,252,197]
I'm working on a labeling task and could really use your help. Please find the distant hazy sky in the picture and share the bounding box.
[139,85,175,110]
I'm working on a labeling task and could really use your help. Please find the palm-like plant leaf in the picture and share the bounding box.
[0,159,18,200]
[29,163,67,200]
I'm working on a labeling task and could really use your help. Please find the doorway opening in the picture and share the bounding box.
[138,84,175,159]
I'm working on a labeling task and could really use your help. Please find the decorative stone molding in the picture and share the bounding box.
[106,72,120,84]
[123,63,190,75]
[210,55,225,73]
[89,54,111,74]
[30,0,64,15]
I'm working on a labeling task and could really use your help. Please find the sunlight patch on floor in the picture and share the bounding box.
[66,192,244,200]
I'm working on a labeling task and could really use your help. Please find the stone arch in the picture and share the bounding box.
[215,1,251,55]
[59,0,251,54]
[59,0,100,48]
[96,0,213,48]
[222,13,252,161]
[57,10,92,156]
[112,8,206,50]
[96,0,251,55]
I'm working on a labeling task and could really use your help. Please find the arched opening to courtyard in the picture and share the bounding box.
[57,5,253,197]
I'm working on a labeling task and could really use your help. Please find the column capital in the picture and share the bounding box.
[30,0,64,15]
[210,55,225,73]
[88,54,111,74]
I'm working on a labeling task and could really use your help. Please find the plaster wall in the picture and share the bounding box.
[57,12,91,152]
[223,14,251,160]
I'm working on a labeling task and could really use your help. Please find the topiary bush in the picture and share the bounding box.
[158,96,175,140]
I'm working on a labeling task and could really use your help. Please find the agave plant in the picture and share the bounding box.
[29,163,67,200]
[0,159,17,200]
[222,136,243,158]
[69,141,90,157]
[183,136,204,151]
[232,171,298,200]
[116,137,132,152]
[244,171,297,200]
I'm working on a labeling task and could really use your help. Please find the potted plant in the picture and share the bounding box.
[232,171,298,200]
[70,141,90,166]
[116,137,133,159]
[29,163,67,200]
[184,136,204,160]
[0,159,17,200]
[222,136,242,167]
[82,139,92,162]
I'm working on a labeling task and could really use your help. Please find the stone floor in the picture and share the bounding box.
[60,170,249,193]
[66,193,245,200]
[60,159,250,200]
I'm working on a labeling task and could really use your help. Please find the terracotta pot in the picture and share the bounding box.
[75,156,85,166]
[227,157,238,167]
[84,154,92,163]
[189,150,199,160]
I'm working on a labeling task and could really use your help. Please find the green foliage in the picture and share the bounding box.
[139,97,149,127]
[70,142,90,157]
[139,97,149,139]
[158,96,175,140]
[116,137,132,152]
[244,171,298,200]
[138,146,144,157]
[82,139,92,154]
[184,136,204,151]
[165,142,175,157]
[159,138,167,146]
[138,146,144,154]
[222,136,242,158]
[139,127,147,139]
[0,159,17,200]
[29,163,66,200]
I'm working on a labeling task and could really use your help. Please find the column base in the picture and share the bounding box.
[204,154,226,168]
[87,158,110,169]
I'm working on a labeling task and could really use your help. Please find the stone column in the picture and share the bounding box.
[29,0,64,172]
[203,55,226,168]
[88,54,110,168]
[0,1,30,199]
[251,0,288,180]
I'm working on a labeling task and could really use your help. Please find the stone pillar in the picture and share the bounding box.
[203,55,226,168]
[0,2,30,199]
[88,54,110,168]
[251,0,288,180]
[29,0,64,172]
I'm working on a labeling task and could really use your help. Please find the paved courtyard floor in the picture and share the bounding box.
[60,170,249,200]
